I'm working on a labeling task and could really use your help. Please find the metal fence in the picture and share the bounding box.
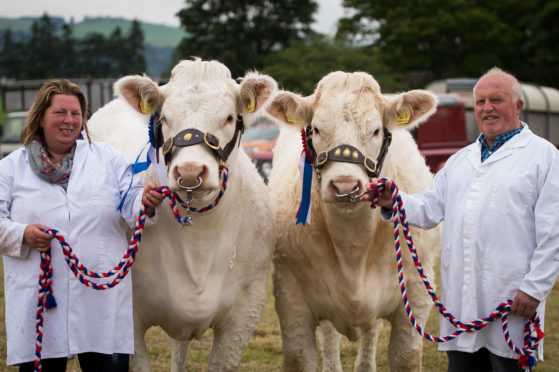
[1,79,116,116]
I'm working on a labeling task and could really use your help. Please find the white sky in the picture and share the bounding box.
[0,0,344,35]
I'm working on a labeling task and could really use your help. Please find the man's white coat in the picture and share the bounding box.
[401,125,559,359]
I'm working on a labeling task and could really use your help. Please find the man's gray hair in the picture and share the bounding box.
[473,67,523,102]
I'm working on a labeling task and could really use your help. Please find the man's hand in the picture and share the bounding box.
[23,224,54,252]
[510,290,540,319]
[360,178,393,208]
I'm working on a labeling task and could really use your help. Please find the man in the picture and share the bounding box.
[363,67,559,371]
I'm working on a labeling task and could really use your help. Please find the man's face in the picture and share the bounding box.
[474,74,523,146]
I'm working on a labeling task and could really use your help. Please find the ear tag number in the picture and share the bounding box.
[397,112,410,125]
[140,99,152,114]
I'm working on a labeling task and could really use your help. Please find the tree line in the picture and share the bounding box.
[0,14,146,80]
[1,0,558,94]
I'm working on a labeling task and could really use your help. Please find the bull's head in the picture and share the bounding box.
[115,59,277,205]
[267,71,437,205]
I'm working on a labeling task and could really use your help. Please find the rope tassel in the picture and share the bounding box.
[368,178,543,371]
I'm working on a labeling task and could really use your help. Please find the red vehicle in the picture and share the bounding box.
[415,94,468,173]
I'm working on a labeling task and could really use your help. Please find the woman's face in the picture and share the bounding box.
[40,94,82,157]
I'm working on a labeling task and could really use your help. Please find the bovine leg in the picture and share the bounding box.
[274,267,319,372]
[167,336,188,372]
[354,320,382,372]
[317,320,342,372]
[130,320,152,372]
[387,281,431,372]
[207,268,270,371]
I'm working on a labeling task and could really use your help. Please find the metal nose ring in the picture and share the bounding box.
[177,176,203,191]
[335,185,360,199]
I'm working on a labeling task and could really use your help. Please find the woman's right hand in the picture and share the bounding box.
[23,224,54,252]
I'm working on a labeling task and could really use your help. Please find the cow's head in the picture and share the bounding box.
[115,58,277,204]
[267,71,436,205]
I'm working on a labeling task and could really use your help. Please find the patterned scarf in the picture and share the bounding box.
[27,137,76,190]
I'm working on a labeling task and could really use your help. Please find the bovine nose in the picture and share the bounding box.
[331,179,361,197]
[173,163,207,187]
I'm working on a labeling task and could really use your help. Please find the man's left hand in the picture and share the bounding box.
[510,290,540,319]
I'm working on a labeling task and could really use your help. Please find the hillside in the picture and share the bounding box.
[0,15,187,77]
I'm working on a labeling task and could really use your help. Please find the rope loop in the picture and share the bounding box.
[32,176,223,371]
[369,178,543,371]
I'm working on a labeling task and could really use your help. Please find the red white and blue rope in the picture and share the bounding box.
[33,185,201,371]
[369,178,543,371]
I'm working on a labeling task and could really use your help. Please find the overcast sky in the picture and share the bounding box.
[0,0,345,35]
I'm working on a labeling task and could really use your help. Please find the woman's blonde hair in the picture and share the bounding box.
[21,79,91,145]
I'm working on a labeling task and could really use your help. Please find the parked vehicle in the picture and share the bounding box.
[0,111,26,158]
[241,118,279,182]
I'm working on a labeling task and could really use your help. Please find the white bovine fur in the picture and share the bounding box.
[87,59,276,372]
[266,71,442,371]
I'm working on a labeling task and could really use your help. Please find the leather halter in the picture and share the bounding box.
[305,126,392,179]
[153,114,244,165]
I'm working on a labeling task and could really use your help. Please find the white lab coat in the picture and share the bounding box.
[0,139,145,365]
[399,125,559,360]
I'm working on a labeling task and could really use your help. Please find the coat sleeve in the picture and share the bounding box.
[0,155,31,258]
[397,166,446,230]
[519,150,559,301]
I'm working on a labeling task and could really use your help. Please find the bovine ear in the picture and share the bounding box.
[265,90,313,131]
[383,90,437,131]
[114,75,164,115]
[238,72,278,127]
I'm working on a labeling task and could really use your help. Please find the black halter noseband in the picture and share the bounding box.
[151,114,245,165]
[304,126,392,179]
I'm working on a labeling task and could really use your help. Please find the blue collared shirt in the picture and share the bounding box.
[479,127,523,162]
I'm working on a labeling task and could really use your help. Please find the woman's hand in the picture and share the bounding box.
[23,224,54,252]
[143,182,165,217]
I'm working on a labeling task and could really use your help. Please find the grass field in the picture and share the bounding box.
[1,258,557,371]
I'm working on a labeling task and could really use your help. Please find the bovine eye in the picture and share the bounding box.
[313,127,320,136]
[373,128,380,136]
[227,115,234,122]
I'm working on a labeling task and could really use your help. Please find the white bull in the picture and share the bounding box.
[266,71,442,371]
[87,59,276,371]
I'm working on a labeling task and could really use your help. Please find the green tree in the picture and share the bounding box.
[26,13,63,79]
[263,34,406,95]
[337,0,558,88]
[123,20,147,75]
[0,29,25,79]
[174,0,318,77]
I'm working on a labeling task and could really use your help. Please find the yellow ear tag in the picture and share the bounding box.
[246,101,255,113]
[286,112,300,124]
[397,112,410,125]
[140,99,152,114]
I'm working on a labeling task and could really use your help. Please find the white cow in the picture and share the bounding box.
[87,59,276,371]
[266,71,442,371]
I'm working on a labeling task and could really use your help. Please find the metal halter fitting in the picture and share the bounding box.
[305,126,393,180]
[152,114,245,165]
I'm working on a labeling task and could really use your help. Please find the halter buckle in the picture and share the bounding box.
[204,132,220,150]
[316,151,328,166]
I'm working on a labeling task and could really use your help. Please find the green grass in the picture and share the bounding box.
[0,259,557,371]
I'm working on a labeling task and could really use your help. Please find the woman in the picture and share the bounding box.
[0,79,164,371]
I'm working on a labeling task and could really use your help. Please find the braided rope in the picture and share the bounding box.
[174,164,229,212]
[369,178,543,370]
[33,185,197,371]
